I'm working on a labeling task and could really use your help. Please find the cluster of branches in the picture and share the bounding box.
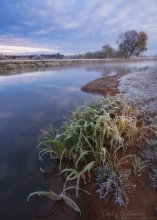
[74,44,119,59]
[71,30,148,59]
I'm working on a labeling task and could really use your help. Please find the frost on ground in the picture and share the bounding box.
[118,67,157,114]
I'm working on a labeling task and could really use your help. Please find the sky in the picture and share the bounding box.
[0,0,157,55]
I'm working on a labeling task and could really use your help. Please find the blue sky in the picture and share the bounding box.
[0,0,157,55]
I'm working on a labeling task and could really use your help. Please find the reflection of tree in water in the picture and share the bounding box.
[85,64,150,77]
[101,65,129,76]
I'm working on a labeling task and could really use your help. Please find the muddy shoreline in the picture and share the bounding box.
[0,57,157,75]
[82,73,123,96]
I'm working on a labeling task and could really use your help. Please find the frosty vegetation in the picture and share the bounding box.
[28,95,157,214]
[119,66,157,114]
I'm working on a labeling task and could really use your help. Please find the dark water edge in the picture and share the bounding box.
[0,60,157,220]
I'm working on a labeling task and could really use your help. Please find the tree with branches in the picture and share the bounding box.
[117,30,148,58]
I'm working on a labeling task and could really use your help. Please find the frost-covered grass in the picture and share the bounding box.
[140,140,157,188]
[119,66,157,114]
[28,95,157,213]
[96,165,135,206]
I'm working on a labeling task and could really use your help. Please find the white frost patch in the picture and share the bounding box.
[118,68,157,114]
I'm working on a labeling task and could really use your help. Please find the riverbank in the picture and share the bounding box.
[0,57,157,75]
[82,66,157,115]
[82,66,157,219]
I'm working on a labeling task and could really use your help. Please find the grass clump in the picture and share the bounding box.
[129,155,148,176]
[96,165,135,206]
[140,140,157,187]
[28,95,156,214]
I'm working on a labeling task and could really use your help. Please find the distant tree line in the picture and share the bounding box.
[71,30,148,59]
[0,53,64,60]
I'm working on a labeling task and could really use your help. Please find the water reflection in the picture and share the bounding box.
[85,61,156,77]
[0,60,156,220]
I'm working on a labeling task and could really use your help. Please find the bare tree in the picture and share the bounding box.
[102,44,117,58]
[117,30,148,58]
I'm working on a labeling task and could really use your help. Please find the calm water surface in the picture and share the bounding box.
[0,61,156,220]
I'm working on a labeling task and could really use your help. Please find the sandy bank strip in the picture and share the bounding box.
[0,57,157,74]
